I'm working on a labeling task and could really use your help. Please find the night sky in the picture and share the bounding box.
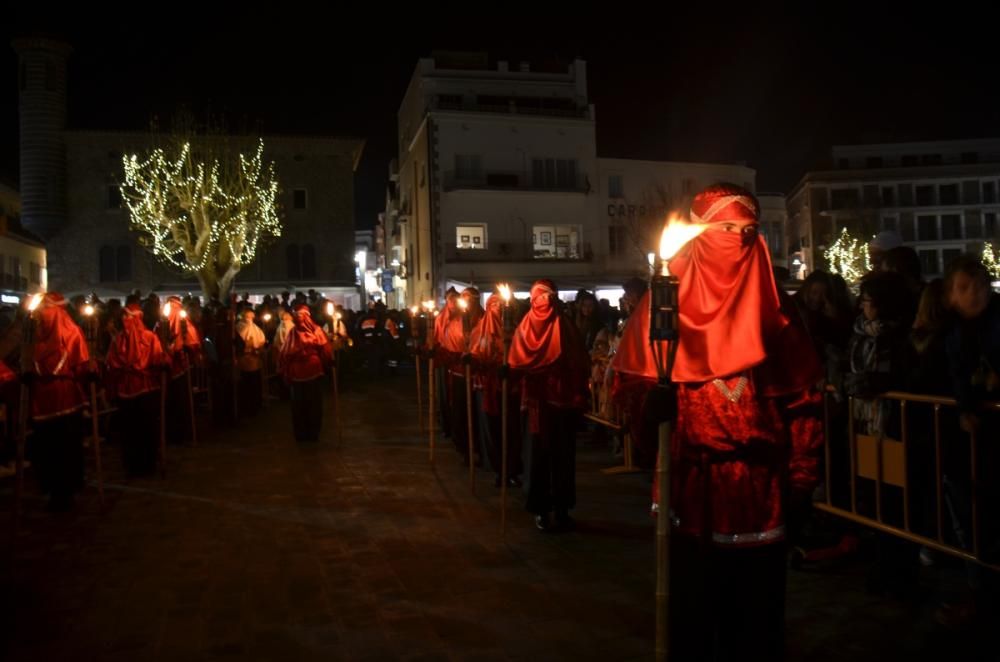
[2,9,996,229]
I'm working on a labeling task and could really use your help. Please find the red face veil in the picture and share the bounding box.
[507,279,563,372]
[666,185,787,382]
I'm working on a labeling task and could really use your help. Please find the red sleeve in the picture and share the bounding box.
[783,388,824,496]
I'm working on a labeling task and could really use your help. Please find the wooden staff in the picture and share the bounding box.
[159,370,168,478]
[498,285,514,537]
[459,299,475,491]
[428,355,435,464]
[14,295,40,527]
[82,306,104,504]
[89,382,104,504]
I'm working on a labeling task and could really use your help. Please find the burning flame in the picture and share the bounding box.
[658,215,706,262]
[28,293,43,312]
[497,283,512,303]
[456,298,468,312]
[162,302,172,317]
[83,304,95,317]
[179,309,188,319]
[410,305,419,316]
[262,313,272,322]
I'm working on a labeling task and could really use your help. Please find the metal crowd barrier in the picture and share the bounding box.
[819,386,1000,572]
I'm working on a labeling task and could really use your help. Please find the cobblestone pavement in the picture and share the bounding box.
[0,370,993,661]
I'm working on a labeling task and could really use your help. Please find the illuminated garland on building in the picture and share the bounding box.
[120,139,281,295]
[983,242,1000,279]
[823,228,871,283]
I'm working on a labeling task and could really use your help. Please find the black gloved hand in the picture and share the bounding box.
[461,353,472,366]
[498,364,510,380]
[20,371,36,387]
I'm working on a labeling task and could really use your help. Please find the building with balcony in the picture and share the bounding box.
[787,139,1000,278]
[391,53,758,304]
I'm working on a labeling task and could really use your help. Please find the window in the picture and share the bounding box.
[286,244,301,279]
[456,224,487,250]
[455,154,482,181]
[531,158,578,190]
[942,249,962,271]
[881,216,898,233]
[862,185,880,207]
[919,249,939,276]
[830,188,859,210]
[837,158,850,169]
[899,213,915,241]
[438,94,462,109]
[301,245,317,279]
[901,155,919,167]
[532,224,581,259]
[762,222,783,256]
[922,154,943,166]
[986,213,997,238]
[865,156,883,168]
[917,215,938,241]
[116,246,132,282]
[965,211,984,239]
[293,189,308,210]
[108,185,122,209]
[98,245,131,283]
[608,175,624,198]
[984,181,996,204]
[915,185,935,206]
[961,152,979,164]
[941,214,961,240]
[963,180,981,205]
[608,225,627,257]
[939,183,959,206]
[29,262,41,285]
[898,183,914,206]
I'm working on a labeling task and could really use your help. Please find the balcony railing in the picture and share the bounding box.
[434,98,590,119]
[445,241,593,263]
[443,170,590,194]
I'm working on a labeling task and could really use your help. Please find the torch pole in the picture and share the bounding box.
[428,354,435,464]
[415,352,423,432]
[501,347,510,537]
[655,416,671,661]
[159,370,168,479]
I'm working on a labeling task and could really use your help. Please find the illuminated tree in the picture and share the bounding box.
[120,137,281,300]
[983,242,1000,279]
[823,227,871,283]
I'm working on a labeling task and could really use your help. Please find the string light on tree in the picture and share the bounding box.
[120,139,282,300]
[982,242,1000,279]
[823,228,871,283]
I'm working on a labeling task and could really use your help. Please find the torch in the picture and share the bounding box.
[82,301,104,503]
[457,297,475,489]
[424,299,437,464]
[260,312,273,405]
[498,283,514,536]
[14,293,43,526]
[650,216,705,662]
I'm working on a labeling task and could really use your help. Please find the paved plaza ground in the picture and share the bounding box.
[0,368,994,661]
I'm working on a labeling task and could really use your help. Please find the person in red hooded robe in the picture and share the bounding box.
[645,183,823,660]
[279,304,332,442]
[449,287,483,465]
[157,295,202,443]
[23,293,95,511]
[106,303,169,476]
[470,288,522,486]
[508,280,589,531]
[430,288,460,439]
